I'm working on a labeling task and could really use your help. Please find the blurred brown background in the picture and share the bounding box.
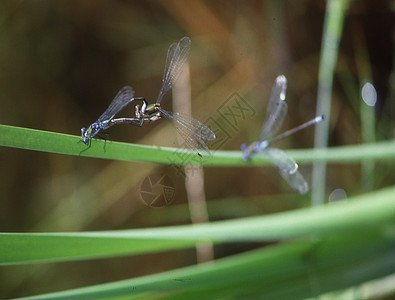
[0,0,393,297]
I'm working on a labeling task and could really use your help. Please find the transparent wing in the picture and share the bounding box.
[162,42,178,90]
[263,147,308,194]
[278,168,309,194]
[96,86,135,123]
[259,75,288,142]
[156,37,191,104]
[159,108,215,157]
[263,148,298,174]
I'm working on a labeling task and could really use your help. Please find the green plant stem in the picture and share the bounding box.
[312,0,349,206]
[355,28,376,191]
[361,93,376,190]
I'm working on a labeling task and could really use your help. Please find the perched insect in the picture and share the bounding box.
[241,75,325,194]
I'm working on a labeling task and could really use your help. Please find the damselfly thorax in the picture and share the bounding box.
[107,99,162,127]
[140,102,161,119]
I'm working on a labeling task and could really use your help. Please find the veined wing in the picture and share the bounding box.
[95,86,135,123]
[259,75,288,142]
[156,37,191,104]
[278,168,309,194]
[263,147,308,194]
[263,148,298,175]
[159,108,215,157]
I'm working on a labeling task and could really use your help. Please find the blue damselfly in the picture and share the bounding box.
[241,75,324,194]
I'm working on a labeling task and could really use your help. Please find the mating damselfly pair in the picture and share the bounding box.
[81,36,215,157]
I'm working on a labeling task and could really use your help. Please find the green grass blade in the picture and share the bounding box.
[15,228,395,299]
[1,124,395,166]
[2,185,395,265]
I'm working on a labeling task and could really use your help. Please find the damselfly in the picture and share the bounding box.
[80,86,147,145]
[241,75,325,194]
[111,36,216,157]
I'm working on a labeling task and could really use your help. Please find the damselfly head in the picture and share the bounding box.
[81,126,94,145]
[80,127,89,145]
[241,144,250,161]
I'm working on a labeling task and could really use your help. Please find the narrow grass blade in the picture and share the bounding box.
[14,228,395,300]
[1,124,395,167]
[2,185,395,265]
